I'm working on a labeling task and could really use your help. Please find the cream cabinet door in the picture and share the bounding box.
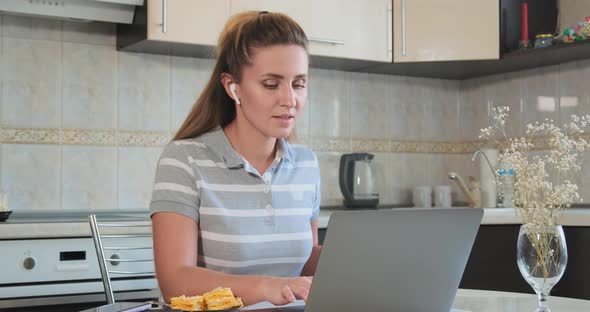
[559,0,590,33]
[393,0,499,63]
[230,0,392,62]
[147,0,230,45]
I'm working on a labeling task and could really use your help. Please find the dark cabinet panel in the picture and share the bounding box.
[319,224,590,300]
[459,225,589,300]
[500,0,558,53]
[318,229,327,246]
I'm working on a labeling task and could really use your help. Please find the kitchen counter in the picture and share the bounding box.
[317,207,590,228]
[2,208,590,239]
[0,211,151,239]
[0,220,152,239]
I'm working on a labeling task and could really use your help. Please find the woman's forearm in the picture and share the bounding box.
[300,245,322,276]
[159,265,268,305]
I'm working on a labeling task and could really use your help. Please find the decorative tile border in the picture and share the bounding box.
[118,130,171,147]
[62,129,116,146]
[2,128,583,154]
[310,137,352,153]
[0,128,60,144]
[298,136,484,154]
[350,138,484,154]
[0,128,172,147]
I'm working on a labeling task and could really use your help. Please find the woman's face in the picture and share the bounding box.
[234,44,308,139]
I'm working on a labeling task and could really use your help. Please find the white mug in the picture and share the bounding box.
[412,186,432,208]
[434,185,452,208]
[0,191,7,212]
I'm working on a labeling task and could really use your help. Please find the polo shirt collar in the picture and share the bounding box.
[200,127,295,168]
[199,128,244,169]
[276,137,295,165]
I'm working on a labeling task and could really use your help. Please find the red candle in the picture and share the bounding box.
[521,2,528,41]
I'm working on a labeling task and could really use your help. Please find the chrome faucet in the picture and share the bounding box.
[472,148,502,207]
[448,172,479,208]
[472,149,497,179]
[448,149,501,208]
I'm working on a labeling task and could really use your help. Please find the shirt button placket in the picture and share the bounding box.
[263,172,271,184]
[262,171,274,224]
[264,203,274,224]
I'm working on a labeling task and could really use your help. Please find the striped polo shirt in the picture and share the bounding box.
[149,128,320,277]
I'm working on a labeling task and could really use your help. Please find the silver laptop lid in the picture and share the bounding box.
[306,208,483,312]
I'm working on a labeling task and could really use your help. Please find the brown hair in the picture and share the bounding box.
[173,11,309,141]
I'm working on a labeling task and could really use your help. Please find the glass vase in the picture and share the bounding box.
[516,224,568,312]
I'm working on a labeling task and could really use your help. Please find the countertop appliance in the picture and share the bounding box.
[339,153,379,208]
[0,211,159,311]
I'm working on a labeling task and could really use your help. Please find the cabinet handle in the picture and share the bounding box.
[401,0,406,56]
[387,1,393,60]
[162,0,167,33]
[308,37,344,45]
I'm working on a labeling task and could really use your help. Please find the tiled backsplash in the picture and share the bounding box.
[459,60,590,202]
[1,14,590,211]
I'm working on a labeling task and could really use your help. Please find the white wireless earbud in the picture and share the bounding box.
[230,83,240,105]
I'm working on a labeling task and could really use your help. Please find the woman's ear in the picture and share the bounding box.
[221,73,240,105]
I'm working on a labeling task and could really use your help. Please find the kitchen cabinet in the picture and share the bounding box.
[559,0,590,34]
[318,208,590,300]
[117,0,229,57]
[392,0,499,63]
[230,0,393,62]
[459,225,590,301]
[145,0,229,46]
[318,224,590,300]
[118,0,590,80]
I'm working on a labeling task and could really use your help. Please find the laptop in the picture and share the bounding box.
[247,208,483,312]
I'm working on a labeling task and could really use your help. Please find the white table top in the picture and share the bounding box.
[243,289,590,311]
[453,289,590,311]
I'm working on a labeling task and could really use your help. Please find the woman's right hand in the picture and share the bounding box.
[259,276,313,306]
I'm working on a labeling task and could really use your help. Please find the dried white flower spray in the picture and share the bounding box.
[480,106,590,226]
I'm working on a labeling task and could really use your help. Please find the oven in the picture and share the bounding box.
[0,212,160,311]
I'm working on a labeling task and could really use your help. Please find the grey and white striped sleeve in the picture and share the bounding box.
[311,152,321,221]
[149,142,200,221]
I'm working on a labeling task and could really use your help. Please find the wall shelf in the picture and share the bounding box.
[357,40,590,80]
[118,33,590,81]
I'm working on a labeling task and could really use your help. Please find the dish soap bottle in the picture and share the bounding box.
[499,169,515,208]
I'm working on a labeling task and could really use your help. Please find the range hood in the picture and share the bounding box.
[0,0,144,24]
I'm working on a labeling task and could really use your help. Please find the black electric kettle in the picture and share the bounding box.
[339,153,380,208]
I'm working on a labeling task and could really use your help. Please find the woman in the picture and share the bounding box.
[149,11,321,306]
